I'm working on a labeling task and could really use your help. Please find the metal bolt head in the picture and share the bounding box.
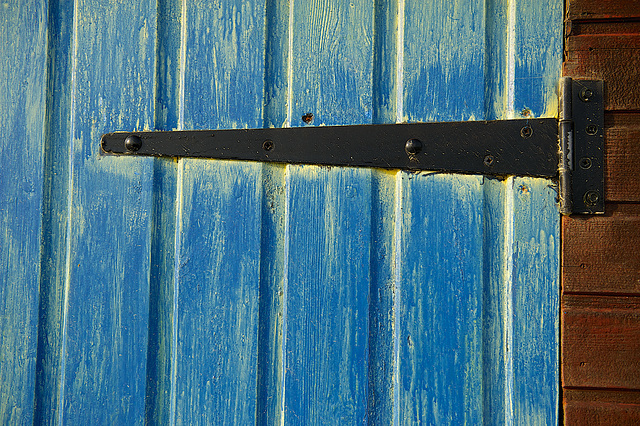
[579,157,592,169]
[405,138,422,155]
[584,190,600,206]
[125,135,142,152]
[262,139,274,151]
[579,87,593,102]
[483,155,495,167]
[520,126,533,138]
[586,124,598,135]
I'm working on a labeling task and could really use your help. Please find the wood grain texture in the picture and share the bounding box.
[567,0,640,20]
[281,2,375,422]
[563,204,640,295]
[605,113,640,202]
[283,166,372,423]
[564,34,640,110]
[395,173,485,424]
[403,0,486,122]
[171,1,267,423]
[510,177,560,425]
[57,1,157,423]
[0,1,48,423]
[563,294,640,389]
[33,0,75,422]
[173,161,262,425]
[564,389,640,425]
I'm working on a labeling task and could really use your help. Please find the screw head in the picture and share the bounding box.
[584,190,600,206]
[125,135,142,152]
[586,124,598,135]
[262,139,274,151]
[405,138,422,155]
[484,155,495,167]
[579,157,592,169]
[579,87,593,102]
[520,125,533,138]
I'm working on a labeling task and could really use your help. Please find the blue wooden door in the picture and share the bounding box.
[1,0,561,424]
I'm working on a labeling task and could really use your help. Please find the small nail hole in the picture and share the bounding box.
[302,113,314,124]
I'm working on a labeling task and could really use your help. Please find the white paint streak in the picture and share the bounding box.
[280,166,291,425]
[285,0,294,128]
[169,160,184,426]
[396,0,405,123]
[503,177,515,426]
[506,0,516,118]
[178,0,187,130]
[58,3,79,423]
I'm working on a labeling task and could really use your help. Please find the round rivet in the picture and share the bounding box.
[405,138,422,155]
[484,155,495,167]
[579,88,593,102]
[586,124,598,135]
[584,190,600,206]
[262,139,274,151]
[521,126,533,138]
[579,157,592,170]
[125,135,142,152]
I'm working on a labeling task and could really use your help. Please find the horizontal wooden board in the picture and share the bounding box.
[605,112,640,202]
[564,34,640,110]
[567,0,640,20]
[562,294,640,389]
[562,204,640,294]
[564,389,640,425]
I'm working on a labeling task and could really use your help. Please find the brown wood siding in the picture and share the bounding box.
[563,0,640,423]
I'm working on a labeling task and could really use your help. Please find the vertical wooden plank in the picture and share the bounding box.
[511,1,563,117]
[58,0,156,423]
[34,0,75,422]
[395,173,485,424]
[280,0,375,422]
[511,177,559,424]
[144,0,182,423]
[403,0,486,122]
[283,166,372,423]
[289,0,374,127]
[510,2,562,423]
[259,1,289,423]
[398,1,486,423]
[173,161,262,424]
[171,1,266,423]
[0,1,48,423]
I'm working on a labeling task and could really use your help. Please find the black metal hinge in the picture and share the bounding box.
[101,78,604,215]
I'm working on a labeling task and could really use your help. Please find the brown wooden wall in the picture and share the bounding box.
[562,0,640,424]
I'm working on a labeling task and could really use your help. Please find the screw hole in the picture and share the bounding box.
[302,113,314,124]
[483,155,495,167]
[520,126,533,138]
[579,88,593,102]
[584,190,600,206]
[579,157,592,169]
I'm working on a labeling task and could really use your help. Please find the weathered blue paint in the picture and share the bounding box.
[169,1,267,424]
[54,1,157,423]
[0,0,561,424]
[0,1,48,424]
